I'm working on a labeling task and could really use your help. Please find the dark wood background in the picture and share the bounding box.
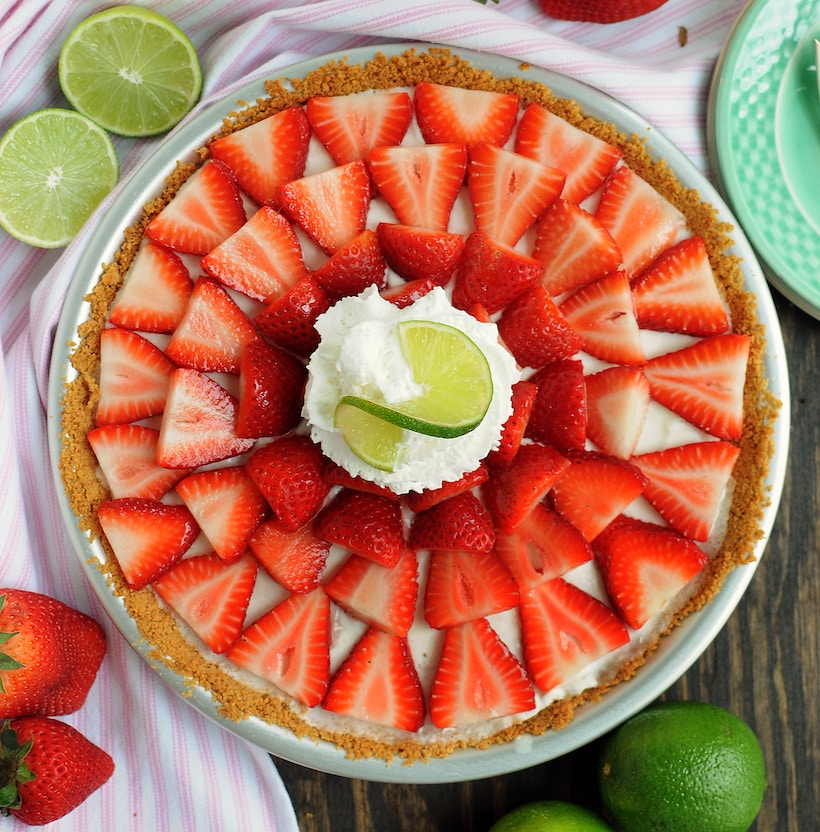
[272,292,819,832]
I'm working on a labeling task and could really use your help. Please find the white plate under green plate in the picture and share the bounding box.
[708,0,820,319]
[48,44,790,784]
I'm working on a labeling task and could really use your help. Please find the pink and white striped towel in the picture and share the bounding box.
[0,0,747,828]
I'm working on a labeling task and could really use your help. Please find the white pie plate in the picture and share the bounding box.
[47,44,790,784]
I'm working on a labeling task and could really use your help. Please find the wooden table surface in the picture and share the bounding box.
[273,292,819,832]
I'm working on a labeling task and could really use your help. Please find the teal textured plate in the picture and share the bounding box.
[708,0,820,319]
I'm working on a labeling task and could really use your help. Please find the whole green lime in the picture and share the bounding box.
[489,800,614,831]
[598,701,767,832]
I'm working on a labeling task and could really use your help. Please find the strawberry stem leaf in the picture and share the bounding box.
[0,721,36,814]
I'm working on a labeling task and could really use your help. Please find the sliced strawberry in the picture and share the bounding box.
[585,365,651,459]
[532,199,623,297]
[451,230,545,315]
[519,577,629,692]
[429,617,535,729]
[367,143,468,232]
[488,380,538,466]
[631,441,740,541]
[97,497,198,590]
[305,91,413,165]
[424,549,519,630]
[108,241,193,333]
[200,206,308,303]
[409,491,495,554]
[175,466,269,562]
[249,517,329,594]
[548,450,648,541]
[514,103,622,204]
[497,283,581,369]
[559,271,645,366]
[323,462,400,500]
[253,275,332,357]
[236,340,307,439]
[414,82,519,148]
[244,435,331,532]
[380,277,437,308]
[525,358,587,453]
[495,502,593,591]
[87,424,189,500]
[595,165,686,277]
[145,159,246,255]
[323,627,425,732]
[226,589,331,707]
[313,229,387,298]
[209,106,310,208]
[314,489,405,568]
[152,552,258,653]
[165,277,259,374]
[156,368,255,468]
[643,333,750,440]
[278,159,371,255]
[404,462,489,514]
[95,328,175,426]
[594,515,709,629]
[375,223,465,286]
[631,236,730,336]
[324,549,418,638]
[483,442,570,534]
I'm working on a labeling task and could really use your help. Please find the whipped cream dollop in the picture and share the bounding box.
[303,286,520,493]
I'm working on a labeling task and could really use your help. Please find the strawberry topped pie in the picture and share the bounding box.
[59,48,777,762]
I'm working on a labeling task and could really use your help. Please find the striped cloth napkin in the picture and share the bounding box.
[0,0,746,828]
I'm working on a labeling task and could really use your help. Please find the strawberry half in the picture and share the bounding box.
[538,0,669,24]
[429,617,535,729]
[249,518,329,595]
[152,552,258,654]
[585,365,651,460]
[313,229,387,298]
[403,462,489,514]
[409,491,495,554]
[323,462,400,500]
[525,358,587,453]
[487,380,538,466]
[380,277,437,308]
[375,223,465,286]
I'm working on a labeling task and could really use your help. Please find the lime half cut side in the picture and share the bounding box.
[0,109,119,248]
[59,5,202,137]
[334,401,404,472]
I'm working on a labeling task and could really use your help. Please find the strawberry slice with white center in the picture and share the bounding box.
[165,277,259,374]
[404,463,489,514]
[201,206,308,303]
[249,518,330,595]
[380,277,437,309]
[495,502,593,591]
[313,229,387,298]
[423,549,519,630]
[532,199,623,297]
[306,90,413,165]
[324,549,418,638]
[97,497,198,590]
[519,577,630,692]
[525,358,587,453]
[153,552,258,654]
[108,241,193,333]
[209,106,310,208]
[87,424,190,500]
[323,627,425,732]
[409,491,495,555]
[488,380,538,466]
[631,441,741,541]
[631,235,730,336]
[559,270,646,366]
[643,333,750,440]
[375,223,465,286]
[367,143,468,232]
[468,142,565,248]
[145,159,246,255]
[594,515,709,630]
[549,450,648,541]
[226,589,331,708]
[175,466,269,562]
[429,617,535,729]
[595,165,686,277]
[96,327,175,426]
[585,365,651,460]
[278,159,371,255]
[156,368,255,469]
[413,82,519,148]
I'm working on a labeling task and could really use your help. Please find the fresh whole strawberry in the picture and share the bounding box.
[0,590,106,719]
[538,0,669,24]
[0,716,114,825]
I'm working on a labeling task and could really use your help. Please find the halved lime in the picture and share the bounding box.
[58,6,202,137]
[334,400,405,472]
[0,109,119,248]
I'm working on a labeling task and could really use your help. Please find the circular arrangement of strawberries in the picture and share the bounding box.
[88,78,750,740]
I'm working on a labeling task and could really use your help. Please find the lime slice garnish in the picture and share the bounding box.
[0,109,118,248]
[334,400,405,472]
[58,6,202,137]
